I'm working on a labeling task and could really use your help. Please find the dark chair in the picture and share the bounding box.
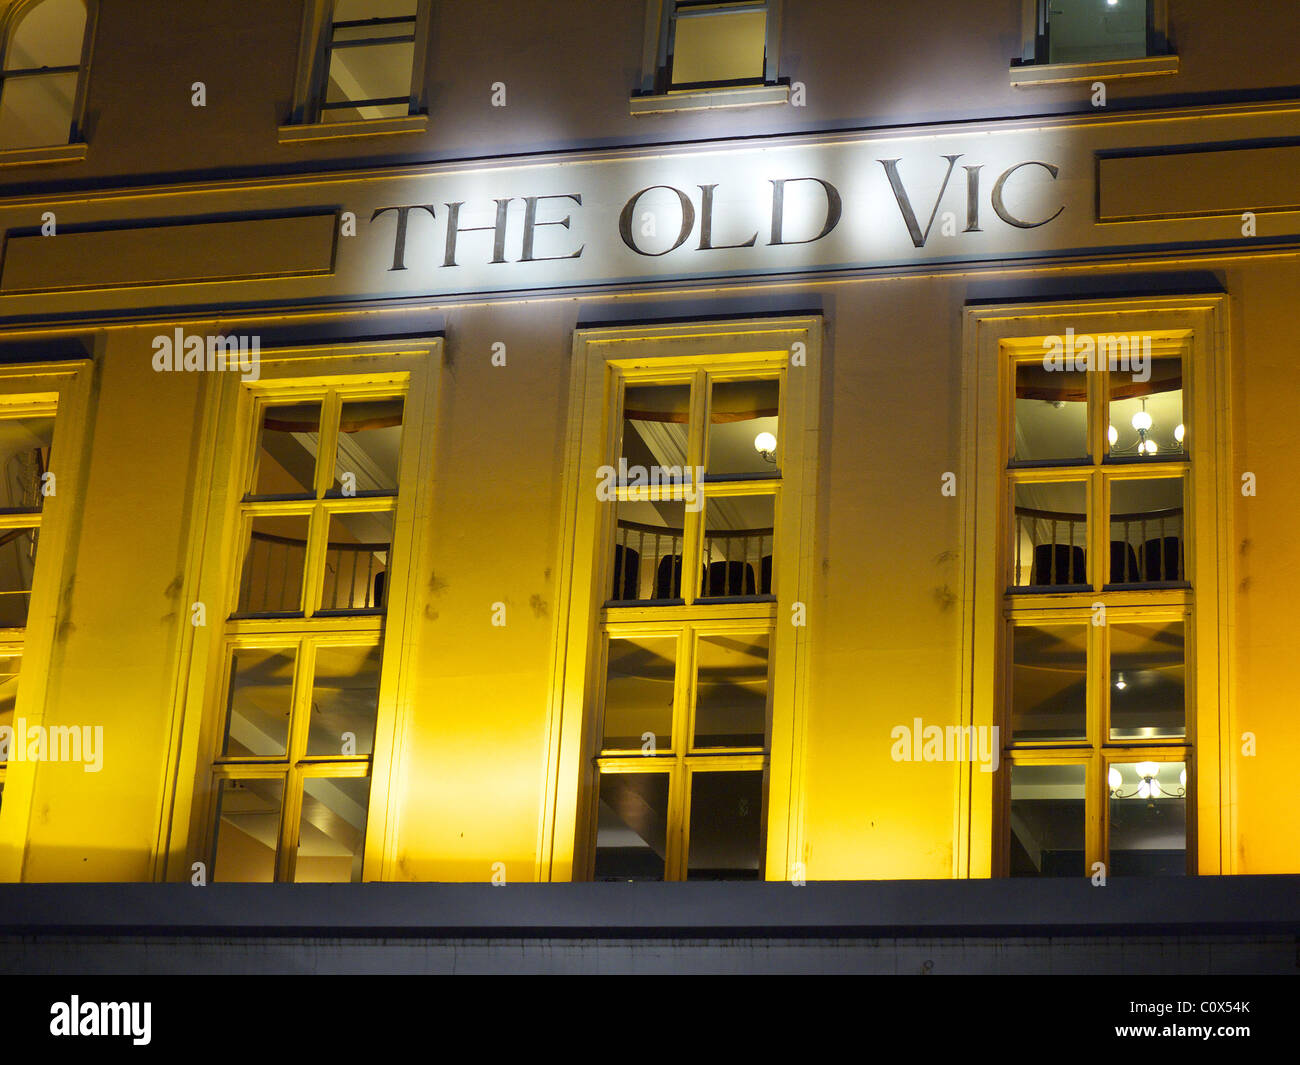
[1109,541,1140,584]
[1142,536,1183,581]
[702,560,756,597]
[654,554,684,599]
[372,570,386,609]
[760,555,773,595]
[1031,543,1085,586]
[611,544,640,600]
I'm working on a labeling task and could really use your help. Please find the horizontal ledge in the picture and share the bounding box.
[0,142,88,168]
[1,876,1298,939]
[630,83,791,116]
[278,114,429,143]
[1010,54,1180,86]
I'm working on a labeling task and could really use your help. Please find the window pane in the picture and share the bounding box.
[1048,0,1149,64]
[212,778,284,882]
[334,0,416,21]
[307,644,381,756]
[252,402,320,497]
[0,526,37,627]
[332,398,403,495]
[0,416,53,511]
[594,772,668,881]
[672,8,767,85]
[1014,361,1088,462]
[1108,353,1183,460]
[0,653,19,762]
[1010,763,1085,877]
[701,493,773,599]
[694,632,768,748]
[707,379,779,477]
[1109,477,1184,584]
[1012,481,1086,588]
[325,41,414,106]
[602,636,676,752]
[1108,760,1186,875]
[0,71,76,148]
[320,511,391,612]
[687,770,763,880]
[613,497,687,601]
[237,515,309,615]
[295,776,371,883]
[1011,625,1086,741]
[620,383,690,473]
[221,647,295,758]
[1110,621,1185,739]
[7,0,87,68]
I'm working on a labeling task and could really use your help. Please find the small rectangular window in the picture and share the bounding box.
[289,0,430,129]
[633,1,786,112]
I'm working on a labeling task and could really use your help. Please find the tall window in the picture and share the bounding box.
[0,0,93,149]
[594,370,781,881]
[207,386,405,882]
[0,404,53,813]
[1003,335,1191,877]
[544,320,820,885]
[1036,0,1154,65]
[305,0,428,125]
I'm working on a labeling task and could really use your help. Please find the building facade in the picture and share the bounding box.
[0,0,1296,908]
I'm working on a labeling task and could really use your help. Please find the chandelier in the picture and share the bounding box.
[1107,399,1184,458]
[1108,762,1186,800]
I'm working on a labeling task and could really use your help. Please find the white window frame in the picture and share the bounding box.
[959,296,1234,879]
[540,317,821,883]
[631,0,789,116]
[0,0,98,167]
[280,0,432,143]
[1010,0,1177,86]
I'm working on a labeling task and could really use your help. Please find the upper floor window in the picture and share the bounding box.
[0,0,93,150]
[632,0,787,114]
[283,0,430,137]
[1011,0,1175,84]
[1037,0,1152,64]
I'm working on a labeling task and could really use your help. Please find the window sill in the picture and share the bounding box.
[278,114,429,144]
[629,83,790,116]
[0,142,88,168]
[1009,54,1179,87]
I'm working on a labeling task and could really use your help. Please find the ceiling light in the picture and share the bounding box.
[1108,425,1119,446]
[753,431,777,463]
[1131,409,1153,433]
[1108,767,1122,789]
[1174,423,1185,443]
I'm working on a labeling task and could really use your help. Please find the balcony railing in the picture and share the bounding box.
[238,531,388,614]
[611,519,774,601]
[1014,505,1184,587]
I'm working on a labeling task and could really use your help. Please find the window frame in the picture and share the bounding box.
[961,297,1233,880]
[1009,0,1177,86]
[631,0,789,116]
[543,317,821,883]
[0,0,98,163]
[281,0,431,142]
[164,337,441,884]
[0,360,94,883]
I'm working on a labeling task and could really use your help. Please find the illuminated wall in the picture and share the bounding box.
[0,0,1298,883]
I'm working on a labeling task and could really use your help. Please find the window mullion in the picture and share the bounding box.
[279,764,305,883]
[681,370,708,605]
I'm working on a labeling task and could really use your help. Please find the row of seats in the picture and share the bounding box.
[1031,537,1183,586]
[612,545,773,600]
